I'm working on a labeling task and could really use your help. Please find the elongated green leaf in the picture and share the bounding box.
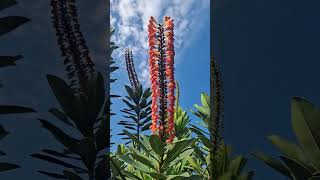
[200,93,210,113]
[267,135,309,167]
[0,105,35,114]
[0,16,29,37]
[120,154,151,173]
[149,135,164,156]
[291,97,320,168]
[164,139,196,166]
[280,156,312,179]
[123,130,149,154]
[149,172,167,180]
[218,172,233,180]
[0,0,17,11]
[0,162,19,172]
[252,152,291,178]
[129,153,157,170]
[227,156,247,175]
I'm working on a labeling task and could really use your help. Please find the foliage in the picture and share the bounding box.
[189,93,254,180]
[253,97,320,180]
[113,130,198,180]
[118,84,152,145]
[31,1,117,179]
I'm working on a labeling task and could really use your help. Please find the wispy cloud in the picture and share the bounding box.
[110,0,209,93]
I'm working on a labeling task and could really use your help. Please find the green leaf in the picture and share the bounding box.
[149,172,167,180]
[0,105,35,114]
[141,122,152,132]
[0,162,20,172]
[227,156,247,175]
[149,135,164,156]
[129,153,157,170]
[120,153,151,173]
[291,97,320,168]
[252,152,291,178]
[164,139,196,166]
[267,135,309,167]
[0,16,29,37]
[218,172,233,180]
[200,93,210,112]
[0,0,17,11]
[280,156,312,179]
[123,130,149,154]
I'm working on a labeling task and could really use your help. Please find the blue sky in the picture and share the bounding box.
[110,0,210,150]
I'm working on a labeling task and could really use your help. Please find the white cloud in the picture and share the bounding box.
[110,0,209,90]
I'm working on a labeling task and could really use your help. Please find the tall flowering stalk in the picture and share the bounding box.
[148,16,175,143]
[51,0,95,95]
[125,48,140,91]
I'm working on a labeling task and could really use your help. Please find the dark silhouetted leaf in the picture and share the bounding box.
[95,157,109,180]
[0,16,30,37]
[42,149,81,160]
[0,162,20,172]
[49,108,74,127]
[0,0,17,11]
[37,170,67,179]
[0,55,22,67]
[38,119,79,154]
[63,170,84,180]
[31,153,82,170]
[0,125,9,140]
[0,105,35,114]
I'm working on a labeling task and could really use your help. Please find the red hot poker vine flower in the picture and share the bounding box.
[148,16,175,143]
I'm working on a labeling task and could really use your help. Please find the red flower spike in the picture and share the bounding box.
[148,16,176,144]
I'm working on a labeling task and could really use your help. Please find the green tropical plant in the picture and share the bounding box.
[189,92,254,180]
[253,97,320,180]
[173,81,191,140]
[117,49,152,145]
[115,130,198,180]
[118,84,152,145]
[31,1,117,179]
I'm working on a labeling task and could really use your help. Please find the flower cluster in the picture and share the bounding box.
[148,16,175,143]
[125,48,140,91]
